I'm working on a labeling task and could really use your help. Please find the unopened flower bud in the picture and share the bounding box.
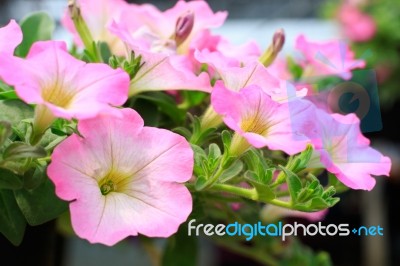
[259,28,286,67]
[272,28,285,53]
[175,10,194,47]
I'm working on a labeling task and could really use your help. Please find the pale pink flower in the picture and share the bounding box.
[48,108,193,245]
[110,0,227,55]
[0,20,22,55]
[338,4,376,42]
[0,41,129,120]
[127,48,212,96]
[62,0,129,54]
[211,82,316,155]
[309,109,391,190]
[295,34,365,80]
[266,57,292,80]
[193,37,261,78]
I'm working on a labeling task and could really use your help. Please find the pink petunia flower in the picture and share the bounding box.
[126,48,212,96]
[0,41,129,135]
[48,108,193,245]
[295,34,365,80]
[62,0,129,54]
[211,81,316,155]
[110,0,227,55]
[308,109,391,190]
[0,20,23,55]
[338,4,376,42]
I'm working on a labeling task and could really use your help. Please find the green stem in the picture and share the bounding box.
[209,183,293,210]
[69,1,101,62]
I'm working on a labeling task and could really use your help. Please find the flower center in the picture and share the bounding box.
[41,80,76,108]
[241,109,270,136]
[98,171,133,196]
[99,180,116,196]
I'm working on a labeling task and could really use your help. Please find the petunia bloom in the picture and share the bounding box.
[338,4,376,42]
[48,108,193,245]
[295,34,365,80]
[110,0,227,55]
[211,82,316,156]
[0,20,23,55]
[0,41,129,138]
[308,109,391,190]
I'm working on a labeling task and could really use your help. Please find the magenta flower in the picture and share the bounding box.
[0,41,129,120]
[295,34,365,80]
[211,81,316,155]
[62,0,129,54]
[0,41,129,142]
[110,0,227,55]
[48,108,193,245]
[309,110,391,190]
[0,20,22,55]
[126,49,212,96]
[338,4,376,42]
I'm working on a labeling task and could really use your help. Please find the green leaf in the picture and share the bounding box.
[98,42,112,63]
[221,130,232,151]
[0,99,33,127]
[14,178,68,226]
[0,189,26,246]
[3,142,47,161]
[220,160,243,183]
[0,168,23,189]
[244,171,276,201]
[279,166,302,202]
[207,143,221,161]
[15,12,55,57]
[0,90,18,100]
[181,91,208,108]
[194,176,207,191]
[136,92,186,125]
[162,224,197,266]
[0,121,12,146]
[23,165,46,190]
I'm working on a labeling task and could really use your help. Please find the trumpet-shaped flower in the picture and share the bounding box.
[0,41,129,120]
[0,20,22,55]
[309,109,391,190]
[127,48,212,95]
[338,4,376,42]
[62,0,129,54]
[211,82,316,155]
[48,108,193,245]
[295,34,365,80]
[110,0,227,55]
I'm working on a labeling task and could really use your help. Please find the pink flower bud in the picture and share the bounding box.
[272,28,285,53]
[175,10,195,46]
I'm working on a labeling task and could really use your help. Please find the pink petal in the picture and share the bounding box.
[212,82,315,155]
[48,109,193,245]
[0,20,23,54]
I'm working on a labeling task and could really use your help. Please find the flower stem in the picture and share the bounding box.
[68,0,100,62]
[30,105,55,146]
[209,183,293,209]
